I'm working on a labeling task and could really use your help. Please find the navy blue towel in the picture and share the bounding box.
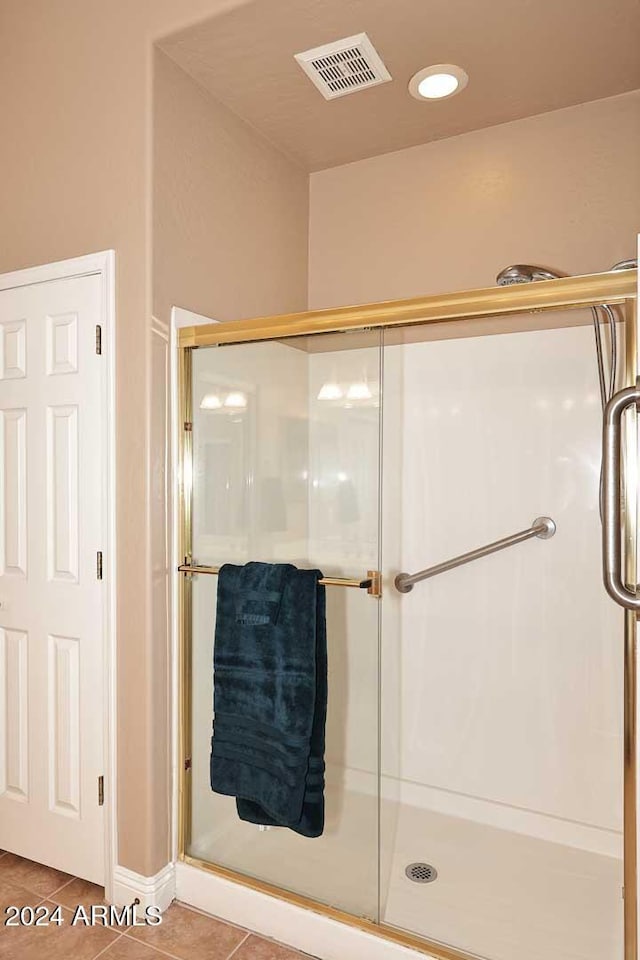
[210,561,327,838]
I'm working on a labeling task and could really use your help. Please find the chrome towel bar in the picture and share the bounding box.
[394,517,556,593]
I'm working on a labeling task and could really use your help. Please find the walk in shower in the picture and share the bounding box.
[177,269,639,960]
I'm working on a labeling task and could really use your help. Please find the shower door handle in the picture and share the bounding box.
[603,381,640,610]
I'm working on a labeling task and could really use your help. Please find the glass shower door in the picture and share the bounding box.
[379,313,627,960]
[184,329,383,919]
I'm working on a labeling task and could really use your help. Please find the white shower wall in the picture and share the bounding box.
[296,322,623,857]
[302,321,623,857]
[381,320,624,859]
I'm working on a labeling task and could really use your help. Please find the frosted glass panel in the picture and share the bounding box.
[188,332,382,918]
[380,317,624,960]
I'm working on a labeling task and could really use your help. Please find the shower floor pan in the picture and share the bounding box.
[188,787,622,960]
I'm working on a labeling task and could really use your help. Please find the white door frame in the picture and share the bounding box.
[0,250,117,896]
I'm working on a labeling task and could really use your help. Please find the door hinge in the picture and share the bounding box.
[98,775,104,806]
[95,325,102,355]
[184,422,193,432]
[96,551,103,580]
[184,757,192,771]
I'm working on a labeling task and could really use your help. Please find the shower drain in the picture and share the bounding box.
[405,862,438,884]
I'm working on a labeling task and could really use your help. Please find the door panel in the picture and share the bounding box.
[380,316,625,960]
[0,274,105,883]
[184,329,383,919]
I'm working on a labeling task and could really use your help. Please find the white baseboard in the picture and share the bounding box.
[111,863,176,912]
[175,861,428,960]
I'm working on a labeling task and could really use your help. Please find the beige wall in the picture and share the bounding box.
[0,0,261,877]
[309,92,640,309]
[153,50,308,325]
[151,48,308,872]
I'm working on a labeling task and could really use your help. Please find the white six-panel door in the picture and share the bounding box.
[0,273,105,883]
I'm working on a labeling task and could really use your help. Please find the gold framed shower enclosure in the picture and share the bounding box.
[177,269,638,960]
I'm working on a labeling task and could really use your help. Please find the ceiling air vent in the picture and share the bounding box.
[294,33,392,100]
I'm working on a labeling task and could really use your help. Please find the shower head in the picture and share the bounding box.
[495,264,568,286]
[494,260,622,424]
[610,258,637,272]
[496,260,636,286]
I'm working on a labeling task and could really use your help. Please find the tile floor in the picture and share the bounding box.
[0,850,314,960]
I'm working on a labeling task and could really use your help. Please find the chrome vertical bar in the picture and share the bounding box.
[625,611,638,960]
[624,297,638,960]
[602,381,640,610]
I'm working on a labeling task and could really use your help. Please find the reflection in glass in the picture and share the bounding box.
[189,330,382,918]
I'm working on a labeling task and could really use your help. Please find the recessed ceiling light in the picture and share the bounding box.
[409,64,468,101]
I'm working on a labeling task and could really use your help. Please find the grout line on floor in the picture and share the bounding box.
[121,930,185,960]
[175,899,255,936]
[173,900,310,957]
[0,856,77,902]
[225,932,250,959]
[46,875,78,901]
[93,930,125,959]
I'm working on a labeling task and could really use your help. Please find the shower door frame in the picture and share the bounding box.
[176,269,638,960]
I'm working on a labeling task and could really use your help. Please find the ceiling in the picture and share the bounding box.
[160,0,640,171]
